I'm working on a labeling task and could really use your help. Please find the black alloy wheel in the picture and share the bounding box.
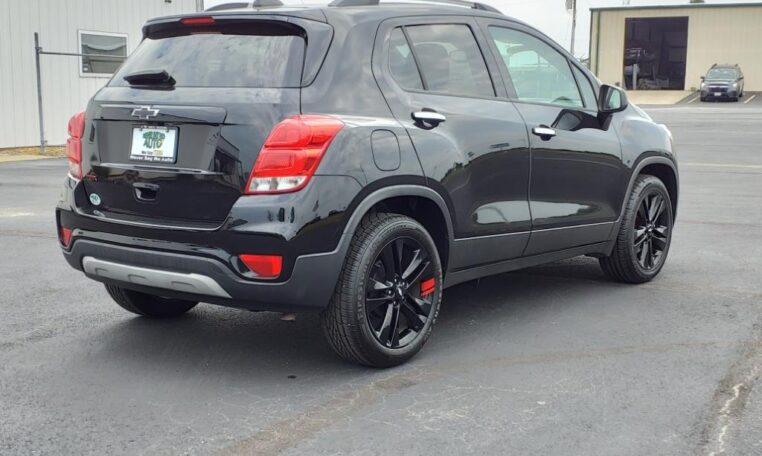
[322,212,443,367]
[365,237,435,349]
[633,191,670,271]
[599,174,673,283]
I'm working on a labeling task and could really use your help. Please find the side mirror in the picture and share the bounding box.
[700,75,705,81]
[598,84,628,113]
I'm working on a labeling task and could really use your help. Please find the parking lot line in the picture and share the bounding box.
[683,162,762,169]
[687,95,700,104]
[744,94,757,104]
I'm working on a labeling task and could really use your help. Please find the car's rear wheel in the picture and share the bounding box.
[600,175,673,283]
[105,284,198,318]
[322,212,442,367]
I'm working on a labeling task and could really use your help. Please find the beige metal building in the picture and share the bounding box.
[0,0,201,149]
[589,2,762,93]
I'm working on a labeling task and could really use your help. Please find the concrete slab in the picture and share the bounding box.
[626,90,693,105]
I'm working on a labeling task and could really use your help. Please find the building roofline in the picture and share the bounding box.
[590,2,762,13]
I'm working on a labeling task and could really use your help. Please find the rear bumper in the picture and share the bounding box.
[63,237,347,312]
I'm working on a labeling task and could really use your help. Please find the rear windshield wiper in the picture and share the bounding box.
[123,69,176,86]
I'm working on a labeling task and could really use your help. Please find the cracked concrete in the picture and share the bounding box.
[1,108,762,455]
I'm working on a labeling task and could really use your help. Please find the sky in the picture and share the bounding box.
[204,0,760,58]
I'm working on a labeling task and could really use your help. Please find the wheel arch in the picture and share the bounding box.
[623,157,679,220]
[339,185,454,272]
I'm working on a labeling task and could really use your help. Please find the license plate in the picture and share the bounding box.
[714,92,722,97]
[130,126,177,163]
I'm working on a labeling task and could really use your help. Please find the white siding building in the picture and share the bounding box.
[0,0,201,149]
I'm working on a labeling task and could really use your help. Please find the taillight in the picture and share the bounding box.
[239,254,283,279]
[245,115,344,194]
[66,112,85,179]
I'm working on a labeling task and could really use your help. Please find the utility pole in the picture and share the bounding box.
[570,0,577,57]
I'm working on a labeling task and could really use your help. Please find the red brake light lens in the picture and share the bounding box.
[239,254,283,279]
[245,115,344,194]
[180,17,215,26]
[66,112,85,179]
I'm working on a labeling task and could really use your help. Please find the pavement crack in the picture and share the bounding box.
[698,323,762,455]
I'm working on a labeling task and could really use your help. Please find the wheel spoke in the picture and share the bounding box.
[648,195,663,222]
[376,303,395,343]
[381,245,396,280]
[401,248,423,281]
[393,238,405,273]
[654,225,669,238]
[637,200,649,223]
[388,305,401,347]
[634,227,648,247]
[400,301,426,331]
[369,278,391,291]
[638,236,649,267]
[366,295,393,312]
[406,294,433,316]
[651,235,667,250]
[653,196,666,222]
[646,239,654,268]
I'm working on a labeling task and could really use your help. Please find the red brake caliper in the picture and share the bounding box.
[420,278,436,297]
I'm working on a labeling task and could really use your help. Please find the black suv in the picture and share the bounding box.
[57,0,678,367]
[700,64,745,101]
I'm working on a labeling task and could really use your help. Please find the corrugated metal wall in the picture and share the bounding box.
[0,0,198,148]
[590,5,762,93]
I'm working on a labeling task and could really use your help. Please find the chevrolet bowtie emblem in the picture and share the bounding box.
[131,106,160,120]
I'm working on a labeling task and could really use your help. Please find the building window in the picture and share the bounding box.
[79,31,127,76]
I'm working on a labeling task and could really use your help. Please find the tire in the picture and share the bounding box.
[600,175,674,284]
[105,284,198,318]
[321,212,443,367]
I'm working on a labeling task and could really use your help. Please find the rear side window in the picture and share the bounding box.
[401,24,495,98]
[389,28,424,91]
[111,24,305,88]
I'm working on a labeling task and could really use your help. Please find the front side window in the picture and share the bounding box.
[571,64,597,109]
[79,31,127,75]
[402,24,495,98]
[489,27,583,108]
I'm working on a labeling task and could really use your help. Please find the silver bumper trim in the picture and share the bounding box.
[82,256,232,298]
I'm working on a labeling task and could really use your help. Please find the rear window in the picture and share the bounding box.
[111,24,305,88]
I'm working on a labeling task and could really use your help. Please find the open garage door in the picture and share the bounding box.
[624,17,688,90]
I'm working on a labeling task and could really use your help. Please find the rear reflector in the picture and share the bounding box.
[66,112,85,179]
[239,254,283,279]
[420,278,436,297]
[59,227,73,248]
[245,115,344,194]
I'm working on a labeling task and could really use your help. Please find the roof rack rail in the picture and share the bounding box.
[327,0,502,14]
[206,0,283,11]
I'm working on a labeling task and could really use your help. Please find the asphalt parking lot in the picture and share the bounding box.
[2,105,761,455]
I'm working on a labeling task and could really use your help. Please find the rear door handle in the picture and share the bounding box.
[412,110,446,129]
[532,126,556,141]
